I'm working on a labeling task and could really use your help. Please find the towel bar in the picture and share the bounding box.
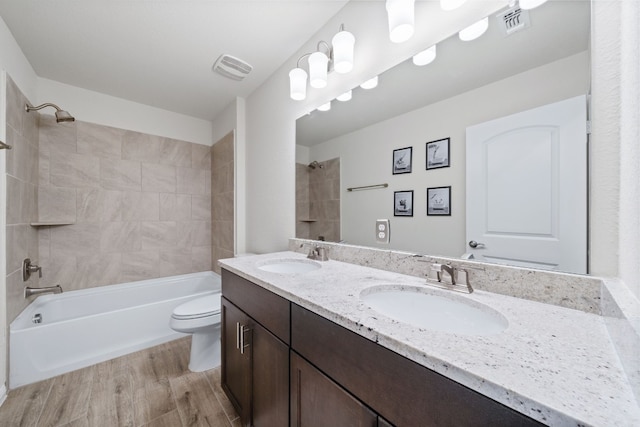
[347,183,388,192]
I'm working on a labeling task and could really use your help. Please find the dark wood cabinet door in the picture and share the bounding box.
[290,351,377,427]
[221,297,251,426]
[252,322,289,427]
[378,417,395,427]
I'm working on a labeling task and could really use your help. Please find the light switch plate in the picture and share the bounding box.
[375,219,390,243]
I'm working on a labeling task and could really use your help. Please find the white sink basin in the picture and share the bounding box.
[257,259,321,274]
[360,286,508,336]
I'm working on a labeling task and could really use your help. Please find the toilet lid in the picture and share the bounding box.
[172,294,221,320]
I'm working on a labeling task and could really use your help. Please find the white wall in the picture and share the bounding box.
[618,0,640,299]
[306,52,589,256]
[590,0,640,298]
[37,78,213,146]
[242,0,508,253]
[0,14,39,401]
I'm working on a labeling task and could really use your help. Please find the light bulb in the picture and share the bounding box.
[336,90,352,102]
[386,0,415,43]
[332,29,355,74]
[309,51,329,88]
[289,68,307,101]
[317,102,331,112]
[440,0,466,11]
[519,0,548,10]
[459,17,489,41]
[413,45,437,66]
[360,76,379,90]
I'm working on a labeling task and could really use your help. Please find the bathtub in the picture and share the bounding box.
[9,271,220,388]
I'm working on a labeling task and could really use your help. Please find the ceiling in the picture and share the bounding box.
[0,0,349,121]
[297,0,590,147]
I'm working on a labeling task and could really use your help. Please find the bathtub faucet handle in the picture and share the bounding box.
[22,258,43,281]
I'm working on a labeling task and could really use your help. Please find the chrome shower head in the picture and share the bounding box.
[25,103,75,123]
[308,161,323,169]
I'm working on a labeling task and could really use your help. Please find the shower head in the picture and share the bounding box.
[25,103,75,123]
[308,161,323,170]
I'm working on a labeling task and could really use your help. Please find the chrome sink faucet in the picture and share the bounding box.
[307,244,329,261]
[431,263,455,285]
[427,263,474,294]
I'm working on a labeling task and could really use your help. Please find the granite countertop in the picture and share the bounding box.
[219,251,640,427]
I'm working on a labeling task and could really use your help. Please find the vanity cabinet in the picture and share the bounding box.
[221,269,543,427]
[291,304,543,427]
[221,270,289,427]
[290,351,377,427]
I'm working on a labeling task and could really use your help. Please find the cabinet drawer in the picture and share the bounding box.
[222,269,290,344]
[291,304,543,427]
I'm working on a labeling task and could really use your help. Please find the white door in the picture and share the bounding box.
[466,95,587,274]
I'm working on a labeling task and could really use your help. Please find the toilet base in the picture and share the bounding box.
[188,327,221,372]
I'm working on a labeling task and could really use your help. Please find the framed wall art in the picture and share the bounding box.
[427,186,451,216]
[426,138,450,170]
[392,146,412,174]
[394,190,414,216]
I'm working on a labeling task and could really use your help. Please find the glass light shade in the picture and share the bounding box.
[386,0,415,43]
[519,0,548,10]
[440,0,466,11]
[289,68,307,101]
[336,90,352,102]
[309,51,329,88]
[360,76,379,90]
[332,30,355,74]
[413,45,437,66]
[459,17,489,41]
[317,102,331,112]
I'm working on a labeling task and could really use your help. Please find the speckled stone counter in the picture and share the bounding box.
[219,251,640,427]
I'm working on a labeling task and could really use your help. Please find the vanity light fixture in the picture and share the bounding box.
[459,17,489,41]
[317,102,331,112]
[386,0,415,43]
[289,68,308,101]
[519,0,548,10]
[413,45,437,66]
[332,25,356,74]
[309,50,330,88]
[440,0,467,11]
[288,24,356,100]
[336,90,353,102]
[360,76,379,90]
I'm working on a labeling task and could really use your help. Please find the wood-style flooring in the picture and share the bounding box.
[0,337,240,427]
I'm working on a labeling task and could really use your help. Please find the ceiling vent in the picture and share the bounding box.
[496,6,531,36]
[212,54,252,81]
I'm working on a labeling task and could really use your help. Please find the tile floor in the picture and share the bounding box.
[0,337,240,426]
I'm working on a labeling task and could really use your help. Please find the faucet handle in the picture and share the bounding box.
[455,269,474,293]
[22,258,43,281]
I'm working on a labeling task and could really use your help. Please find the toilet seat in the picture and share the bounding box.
[172,294,220,320]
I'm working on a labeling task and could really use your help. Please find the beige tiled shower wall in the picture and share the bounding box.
[211,132,234,273]
[296,158,340,242]
[5,76,40,323]
[37,117,213,292]
[295,163,311,239]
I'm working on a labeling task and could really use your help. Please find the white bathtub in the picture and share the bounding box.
[9,271,220,388]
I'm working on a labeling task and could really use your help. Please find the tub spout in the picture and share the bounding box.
[25,285,63,298]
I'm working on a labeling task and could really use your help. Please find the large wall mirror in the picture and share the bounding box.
[296,1,590,274]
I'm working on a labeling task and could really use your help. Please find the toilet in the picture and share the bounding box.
[170,293,222,372]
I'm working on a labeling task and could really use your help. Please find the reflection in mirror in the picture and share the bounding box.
[295,1,590,273]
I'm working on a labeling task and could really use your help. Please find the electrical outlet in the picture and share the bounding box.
[375,219,390,243]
